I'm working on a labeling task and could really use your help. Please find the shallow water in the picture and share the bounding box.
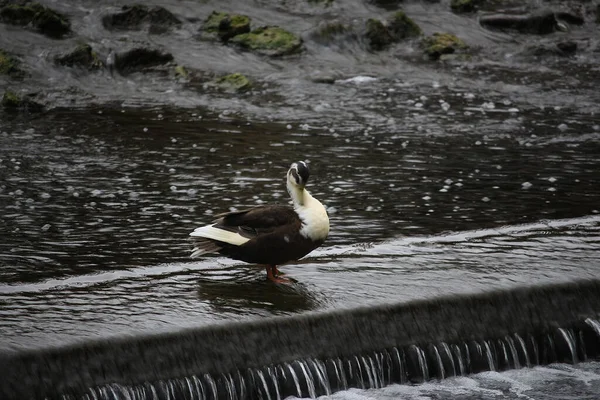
[0,107,599,352]
[321,362,600,400]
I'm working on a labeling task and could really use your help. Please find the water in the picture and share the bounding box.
[1,108,599,350]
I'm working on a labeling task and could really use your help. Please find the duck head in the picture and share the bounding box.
[287,161,310,190]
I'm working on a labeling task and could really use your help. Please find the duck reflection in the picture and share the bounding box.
[196,264,325,314]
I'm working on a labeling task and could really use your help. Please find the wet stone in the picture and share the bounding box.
[102,4,181,34]
[114,48,174,75]
[365,18,393,51]
[201,11,251,42]
[0,49,24,78]
[54,44,104,70]
[422,32,468,60]
[229,26,303,57]
[0,1,71,38]
[479,10,561,35]
[450,0,484,13]
[1,89,43,111]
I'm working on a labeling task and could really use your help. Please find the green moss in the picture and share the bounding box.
[450,0,483,13]
[214,73,252,92]
[365,18,392,51]
[388,11,422,39]
[1,90,20,108]
[0,50,24,78]
[203,11,229,32]
[1,89,43,111]
[230,26,303,56]
[202,11,251,41]
[422,32,468,60]
[174,65,189,78]
[0,2,71,38]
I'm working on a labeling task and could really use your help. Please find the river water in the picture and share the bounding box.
[1,105,600,398]
[1,0,600,397]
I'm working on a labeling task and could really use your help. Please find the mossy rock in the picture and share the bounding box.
[312,21,350,43]
[102,4,180,34]
[422,32,468,60]
[450,0,483,13]
[114,48,174,74]
[0,49,24,78]
[230,26,303,56]
[365,18,393,51]
[1,90,43,111]
[0,2,71,38]
[212,73,252,92]
[174,65,189,79]
[388,11,422,39]
[202,11,251,42]
[55,44,104,70]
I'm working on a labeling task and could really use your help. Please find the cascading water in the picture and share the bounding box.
[42,318,600,400]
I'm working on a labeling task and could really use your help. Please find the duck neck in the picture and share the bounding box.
[288,183,309,208]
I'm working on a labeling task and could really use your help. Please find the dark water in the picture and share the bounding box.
[0,106,599,352]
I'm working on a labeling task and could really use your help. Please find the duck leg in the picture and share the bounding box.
[265,265,290,283]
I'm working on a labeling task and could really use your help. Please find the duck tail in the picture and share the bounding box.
[190,237,222,258]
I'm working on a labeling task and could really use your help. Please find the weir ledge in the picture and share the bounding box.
[1,278,600,399]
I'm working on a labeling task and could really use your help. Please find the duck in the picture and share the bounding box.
[189,161,330,283]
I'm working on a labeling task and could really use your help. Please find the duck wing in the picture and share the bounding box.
[214,205,300,239]
[190,205,300,258]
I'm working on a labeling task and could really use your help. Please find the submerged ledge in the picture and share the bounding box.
[1,279,600,399]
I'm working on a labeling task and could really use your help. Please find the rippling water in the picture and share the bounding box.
[1,106,599,352]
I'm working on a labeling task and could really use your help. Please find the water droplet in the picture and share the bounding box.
[143,127,148,132]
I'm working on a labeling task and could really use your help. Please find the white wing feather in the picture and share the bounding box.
[189,225,250,246]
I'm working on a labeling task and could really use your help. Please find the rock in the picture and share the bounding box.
[388,11,422,40]
[102,4,181,34]
[422,32,468,60]
[55,44,103,70]
[0,49,24,78]
[210,73,252,93]
[230,26,303,56]
[0,2,71,38]
[479,10,561,35]
[2,89,43,111]
[201,11,251,42]
[368,0,403,10]
[365,18,393,51]
[531,40,577,57]
[313,21,349,41]
[450,0,483,13]
[114,48,174,75]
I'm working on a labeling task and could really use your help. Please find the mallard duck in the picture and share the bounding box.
[190,161,330,283]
